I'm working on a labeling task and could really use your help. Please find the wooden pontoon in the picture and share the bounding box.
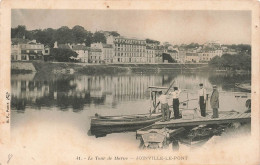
[142,112,251,130]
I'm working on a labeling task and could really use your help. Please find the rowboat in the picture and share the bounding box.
[235,83,251,92]
[90,113,162,137]
[91,113,162,126]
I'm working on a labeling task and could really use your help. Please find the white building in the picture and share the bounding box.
[91,42,114,63]
[89,48,103,63]
[185,53,199,63]
[146,46,155,63]
[11,39,47,61]
[72,44,89,63]
[199,49,223,62]
[106,35,147,63]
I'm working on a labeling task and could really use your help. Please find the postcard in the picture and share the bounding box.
[0,0,259,164]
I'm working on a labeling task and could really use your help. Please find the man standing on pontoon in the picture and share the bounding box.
[210,85,219,118]
[169,87,182,119]
[198,83,207,117]
[158,91,170,122]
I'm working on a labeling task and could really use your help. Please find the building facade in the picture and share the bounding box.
[107,36,147,63]
[146,46,155,63]
[199,49,223,62]
[11,39,46,61]
[154,46,164,63]
[72,44,89,63]
[89,48,103,63]
[185,52,199,63]
[91,42,114,63]
[167,49,178,61]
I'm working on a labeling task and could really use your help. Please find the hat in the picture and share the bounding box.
[213,85,217,89]
[199,83,203,86]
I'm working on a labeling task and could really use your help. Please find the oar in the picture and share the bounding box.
[179,98,198,104]
[151,80,175,114]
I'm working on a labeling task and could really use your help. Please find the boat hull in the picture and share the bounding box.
[90,113,162,137]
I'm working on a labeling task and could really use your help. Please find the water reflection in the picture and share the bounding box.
[11,72,251,113]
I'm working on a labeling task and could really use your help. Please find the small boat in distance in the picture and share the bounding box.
[235,83,251,92]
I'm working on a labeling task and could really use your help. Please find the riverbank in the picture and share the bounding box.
[11,61,251,76]
[11,61,212,75]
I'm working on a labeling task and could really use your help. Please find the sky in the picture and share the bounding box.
[11,9,251,45]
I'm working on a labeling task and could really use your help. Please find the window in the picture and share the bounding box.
[21,55,27,60]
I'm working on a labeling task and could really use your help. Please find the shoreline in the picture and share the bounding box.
[11,61,250,75]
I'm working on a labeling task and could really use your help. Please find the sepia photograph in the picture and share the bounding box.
[0,0,259,164]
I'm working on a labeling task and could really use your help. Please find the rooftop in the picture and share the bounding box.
[186,53,198,56]
[168,50,178,53]
[58,44,71,49]
[102,44,113,48]
[115,36,146,41]
[11,38,31,45]
[72,45,89,51]
[90,48,102,52]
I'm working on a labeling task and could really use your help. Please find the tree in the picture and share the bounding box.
[50,48,78,62]
[54,26,75,44]
[209,53,251,71]
[110,31,120,37]
[84,32,93,46]
[34,29,51,46]
[209,56,222,69]
[146,39,160,45]
[92,32,106,43]
[11,25,27,38]
[186,43,200,49]
[72,25,87,43]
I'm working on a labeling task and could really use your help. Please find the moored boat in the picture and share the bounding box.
[90,113,162,137]
[91,113,162,127]
[235,83,251,92]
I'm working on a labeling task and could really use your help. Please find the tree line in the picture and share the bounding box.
[209,53,251,71]
[11,25,120,47]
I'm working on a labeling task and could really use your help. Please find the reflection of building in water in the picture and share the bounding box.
[11,73,49,102]
[11,74,166,110]
[11,80,50,102]
[69,75,163,102]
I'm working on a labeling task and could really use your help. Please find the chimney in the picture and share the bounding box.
[54,41,58,48]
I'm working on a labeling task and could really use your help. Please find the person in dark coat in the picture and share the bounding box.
[198,83,207,117]
[210,85,219,118]
[169,87,181,119]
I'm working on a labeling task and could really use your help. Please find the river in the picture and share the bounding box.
[11,71,251,151]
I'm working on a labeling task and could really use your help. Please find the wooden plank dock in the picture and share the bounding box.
[144,112,251,129]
